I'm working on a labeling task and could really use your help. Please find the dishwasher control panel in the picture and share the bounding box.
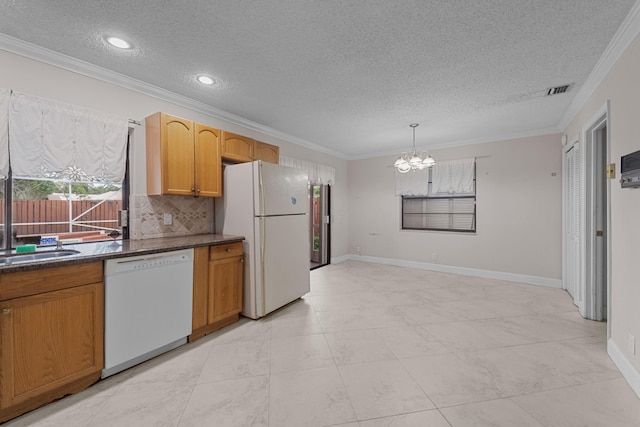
[105,249,194,275]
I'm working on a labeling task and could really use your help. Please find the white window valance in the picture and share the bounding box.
[432,158,475,194]
[395,168,429,196]
[9,91,129,183]
[0,89,9,179]
[279,155,335,185]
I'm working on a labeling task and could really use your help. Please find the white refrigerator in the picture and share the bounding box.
[216,161,310,319]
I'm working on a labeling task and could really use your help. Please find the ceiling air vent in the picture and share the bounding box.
[546,83,573,96]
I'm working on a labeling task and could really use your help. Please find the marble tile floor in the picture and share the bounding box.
[6,261,640,427]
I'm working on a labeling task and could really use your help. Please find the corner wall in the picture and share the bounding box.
[563,33,640,394]
[348,134,563,284]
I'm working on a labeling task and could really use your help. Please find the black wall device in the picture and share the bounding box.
[620,149,640,188]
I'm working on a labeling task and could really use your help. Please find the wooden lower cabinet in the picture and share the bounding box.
[0,262,104,423]
[189,242,243,342]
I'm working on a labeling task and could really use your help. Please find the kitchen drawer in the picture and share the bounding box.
[0,261,103,301]
[209,242,243,260]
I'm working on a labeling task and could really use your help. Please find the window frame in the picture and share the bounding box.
[1,136,130,250]
[400,163,477,233]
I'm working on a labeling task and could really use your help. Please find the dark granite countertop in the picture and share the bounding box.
[0,233,244,273]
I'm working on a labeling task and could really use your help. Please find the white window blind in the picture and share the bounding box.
[279,155,335,185]
[0,88,9,179]
[402,197,476,231]
[401,158,476,232]
[9,92,129,183]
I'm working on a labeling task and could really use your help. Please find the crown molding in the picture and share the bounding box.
[347,126,562,160]
[558,0,640,130]
[0,33,348,160]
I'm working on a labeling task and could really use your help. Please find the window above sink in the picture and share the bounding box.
[1,176,129,250]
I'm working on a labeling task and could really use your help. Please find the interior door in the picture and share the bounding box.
[594,125,607,321]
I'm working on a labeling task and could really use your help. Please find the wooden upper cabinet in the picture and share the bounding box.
[254,140,280,164]
[163,114,195,196]
[146,112,222,197]
[194,124,222,197]
[221,131,254,163]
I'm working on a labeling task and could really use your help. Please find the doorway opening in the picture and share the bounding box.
[309,184,330,270]
[564,102,610,324]
[584,113,609,322]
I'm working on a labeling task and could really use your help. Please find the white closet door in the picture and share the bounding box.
[565,143,583,313]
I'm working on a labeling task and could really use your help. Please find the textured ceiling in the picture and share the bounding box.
[0,0,636,158]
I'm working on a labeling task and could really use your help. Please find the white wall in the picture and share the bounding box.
[563,32,640,388]
[0,50,349,258]
[348,134,563,283]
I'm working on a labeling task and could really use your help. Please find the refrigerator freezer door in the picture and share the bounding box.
[253,214,310,317]
[255,161,308,216]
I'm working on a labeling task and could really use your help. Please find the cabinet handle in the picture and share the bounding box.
[191,188,196,193]
[196,188,201,193]
[2,308,11,315]
[226,248,231,252]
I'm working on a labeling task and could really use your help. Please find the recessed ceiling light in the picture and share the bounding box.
[105,36,131,49]
[196,75,216,85]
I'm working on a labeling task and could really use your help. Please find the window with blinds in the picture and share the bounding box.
[401,164,476,232]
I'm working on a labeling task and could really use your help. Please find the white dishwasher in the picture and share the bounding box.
[102,248,194,378]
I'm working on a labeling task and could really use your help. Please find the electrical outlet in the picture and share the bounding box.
[630,334,636,356]
[431,253,438,262]
[356,246,361,254]
[163,213,173,226]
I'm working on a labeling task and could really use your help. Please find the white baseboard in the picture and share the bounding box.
[608,339,640,399]
[330,254,351,264]
[343,254,562,288]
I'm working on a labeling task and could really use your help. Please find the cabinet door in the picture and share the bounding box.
[208,256,243,324]
[254,140,280,164]
[161,114,196,196]
[0,283,103,410]
[221,131,254,163]
[194,124,222,197]
[191,246,209,332]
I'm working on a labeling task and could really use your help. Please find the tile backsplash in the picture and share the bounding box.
[130,195,214,239]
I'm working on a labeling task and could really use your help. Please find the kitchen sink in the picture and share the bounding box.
[0,249,81,264]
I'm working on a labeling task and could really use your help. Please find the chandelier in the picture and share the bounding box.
[393,123,435,173]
